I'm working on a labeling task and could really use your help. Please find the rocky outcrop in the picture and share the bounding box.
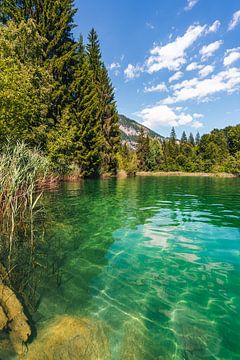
[26,316,110,360]
[0,305,7,330]
[0,280,31,357]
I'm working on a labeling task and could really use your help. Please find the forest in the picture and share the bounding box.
[0,0,120,178]
[0,0,239,178]
[119,125,240,175]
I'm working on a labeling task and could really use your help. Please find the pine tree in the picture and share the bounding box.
[195,132,201,145]
[136,127,150,171]
[181,131,187,143]
[70,37,102,177]
[170,127,177,142]
[168,127,179,165]
[86,29,120,174]
[98,64,120,173]
[86,28,102,82]
[188,132,195,146]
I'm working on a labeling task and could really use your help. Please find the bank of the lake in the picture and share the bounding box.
[136,171,239,178]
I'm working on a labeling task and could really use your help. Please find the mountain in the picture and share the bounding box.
[119,114,164,148]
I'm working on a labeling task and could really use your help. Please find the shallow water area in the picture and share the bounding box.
[2,176,240,360]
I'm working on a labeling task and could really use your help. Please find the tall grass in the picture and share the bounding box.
[0,142,49,271]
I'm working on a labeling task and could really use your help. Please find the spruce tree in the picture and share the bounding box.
[181,131,187,143]
[168,126,179,164]
[86,28,120,174]
[188,132,195,146]
[170,127,177,141]
[70,37,102,177]
[195,132,201,145]
[136,127,150,171]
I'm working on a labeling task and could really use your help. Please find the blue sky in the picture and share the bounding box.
[74,0,240,137]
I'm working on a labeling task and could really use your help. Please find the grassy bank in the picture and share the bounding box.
[136,171,239,178]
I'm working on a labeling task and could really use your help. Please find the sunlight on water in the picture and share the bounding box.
[4,176,240,359]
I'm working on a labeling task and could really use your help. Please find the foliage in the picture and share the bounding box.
[0,6,120,177]
[134,124,240,174]
[118,144,138,175]
[0,20,52,147]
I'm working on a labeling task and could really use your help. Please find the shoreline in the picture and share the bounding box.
[136,171,239,178]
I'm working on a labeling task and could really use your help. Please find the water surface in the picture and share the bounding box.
[25,177,240,358]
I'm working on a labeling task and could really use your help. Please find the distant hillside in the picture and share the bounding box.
[119,114,164,148]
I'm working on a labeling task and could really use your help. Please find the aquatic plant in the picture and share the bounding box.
[0,142,49,272]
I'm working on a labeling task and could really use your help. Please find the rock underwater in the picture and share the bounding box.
[0,283,31,357]
[25,316,110,360]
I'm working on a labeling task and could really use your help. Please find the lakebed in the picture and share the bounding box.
[1,176,240,359]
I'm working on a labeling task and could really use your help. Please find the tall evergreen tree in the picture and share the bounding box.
[188,132,195,146]
[168,126,179,161]
[170,127,177,141]
[181,131,187,143]
[86,28,120,174]
[136,127,150,171]
[195,132,201,145]
[70,37,102,177]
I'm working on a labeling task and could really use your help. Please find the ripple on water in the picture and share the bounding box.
[16,177,240,360]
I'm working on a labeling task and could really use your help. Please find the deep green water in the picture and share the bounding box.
[22,177,240,358]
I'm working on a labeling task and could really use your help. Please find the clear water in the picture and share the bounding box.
[20,177,240,358]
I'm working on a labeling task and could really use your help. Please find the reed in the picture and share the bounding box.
[0,142,49,271]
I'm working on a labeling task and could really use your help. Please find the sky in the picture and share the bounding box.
[74,0,240,137]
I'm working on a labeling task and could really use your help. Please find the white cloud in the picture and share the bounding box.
[108,62,121,76]
[137,105,200,130]
[199,40,223,60]
[192,120,203,128]
[144,83,168,93]
[193,113,204,119]
[199,65,214,77]
[169,71,183,83]
[124,64,143,79]
[228,10,240,31]
[146,24,206,73]
[146,22,154,30]
[223,48,240,66]
[162,67,240,104]
[109,62,120,70]
[186,62,203,71]
[208,20,221,33]
[184,0,199,11]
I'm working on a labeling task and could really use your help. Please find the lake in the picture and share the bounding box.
[8,176,240,359]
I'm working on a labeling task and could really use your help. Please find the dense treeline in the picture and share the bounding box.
[119,125,240,174]
[0,1,120,177]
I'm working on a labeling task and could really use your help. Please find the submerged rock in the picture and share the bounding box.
[0,283,31,357]
[0,305,7,330]
[119,318,146,360]
[26,315,110,360]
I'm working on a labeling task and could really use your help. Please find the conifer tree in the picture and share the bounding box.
[136,127,150,171]
[195,132,201,145]
[188,132,195,146]
[181,131,187,143]
[170,127,177,142]
[70,37,102,177]
[86,28,120,174]
[168,126,179,161]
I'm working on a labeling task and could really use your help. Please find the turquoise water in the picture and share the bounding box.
[35,177,240,359]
